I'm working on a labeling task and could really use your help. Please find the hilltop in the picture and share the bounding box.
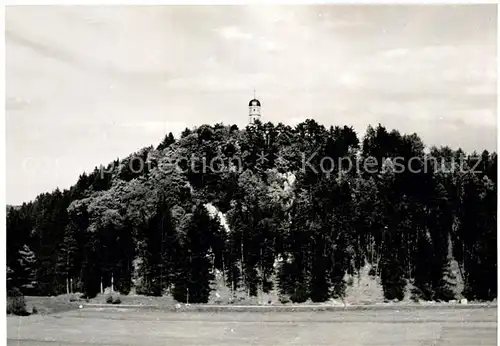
[7,120,497,305]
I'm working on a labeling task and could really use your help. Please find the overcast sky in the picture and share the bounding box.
[6,5,497,204]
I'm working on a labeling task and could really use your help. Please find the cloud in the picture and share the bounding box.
[449,109,496,127]
[5,28,174,85]
[259,39,282,52]
[381,48,409,57]
[164,73,272,92]
[120,121,187,137]
[465,84,496,95]
[6,29,128,80]
[322,18,368,29]
[6,97,31,111]
[214,26,253,40]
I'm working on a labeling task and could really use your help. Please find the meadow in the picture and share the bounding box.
[7,305,497,346]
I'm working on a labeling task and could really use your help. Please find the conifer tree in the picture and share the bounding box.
[57,224,79,294]
[157,132,176,151]
[173,205,213,303]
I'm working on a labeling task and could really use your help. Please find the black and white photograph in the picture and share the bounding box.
[5,4,497,345]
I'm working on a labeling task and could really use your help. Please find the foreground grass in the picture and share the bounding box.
[7,306,497,346]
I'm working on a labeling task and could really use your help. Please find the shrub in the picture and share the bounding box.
[106,293,121,304]
[136,281,162,297]
[368,267,377,277]
[330,279,347,300]
[278,295,290,304]
[411,284,433,302]
[7,288,29,316]
[290,284,309,303]
[68,293,82,302]
[381,261,406,301]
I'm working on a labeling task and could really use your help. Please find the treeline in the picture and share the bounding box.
[7,120,497,303]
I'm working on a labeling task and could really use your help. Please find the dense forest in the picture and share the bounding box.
[7,120,497,303]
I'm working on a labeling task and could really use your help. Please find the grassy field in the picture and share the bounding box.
[7,306,496,345]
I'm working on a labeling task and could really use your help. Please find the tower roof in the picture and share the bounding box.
[249,99,261,107]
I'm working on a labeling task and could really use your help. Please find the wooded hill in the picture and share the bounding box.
[7,120,497,303]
